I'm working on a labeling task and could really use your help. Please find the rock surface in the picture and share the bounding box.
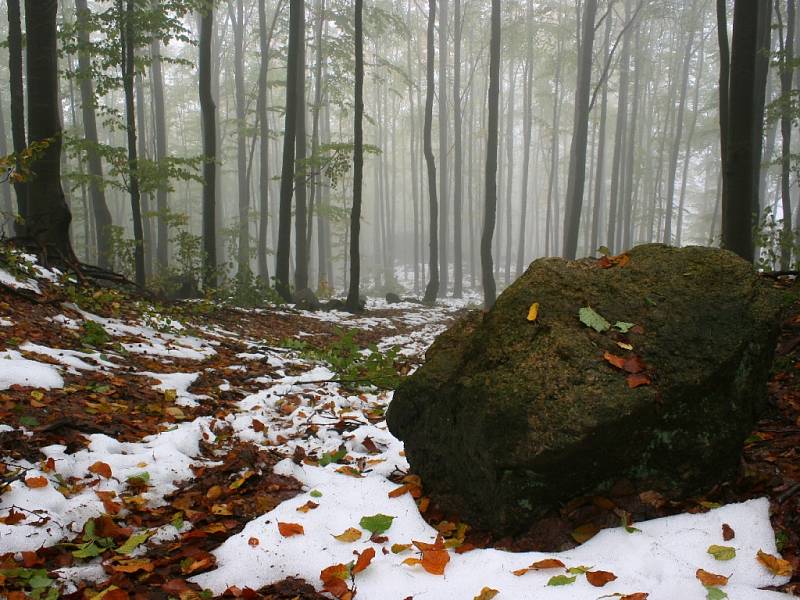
[386,245,785,533]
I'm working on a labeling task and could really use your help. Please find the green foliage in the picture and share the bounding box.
[280,327,403,390]
[754,206,799,271]
[0,138,55,185]
[0,567,58,599]
[65,285,124,316]
[80,320,111,348]
[0,245,37,281]
[358,513,395,535]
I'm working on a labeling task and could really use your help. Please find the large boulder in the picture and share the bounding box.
[386,245,785,533]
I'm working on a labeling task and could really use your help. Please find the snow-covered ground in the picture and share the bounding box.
[0,257,793,599]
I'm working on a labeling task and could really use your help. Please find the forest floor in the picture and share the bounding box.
[0,247,797,600]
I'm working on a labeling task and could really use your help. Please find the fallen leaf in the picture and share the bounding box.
[109,558,155,573]
[248,537,259,547]
[206,485,223,501]
[547,574,577,586]
[116,531,152,555]
[0,509,26,525]
[587,570,618,587]
[623,355,647,374]
[336,465,363,478]
[527,303,540,322]
[473,587,499,600]
[277,522,305,537]
[722,524,735,541]
[707,545,736,561]
[410,535,450,575]
[512,558,565,576]
[756,550,793,576]
[359,513,394,535]
[627,373,652,388]
[24,476,48,488]
[705,588,728,600]
[352,547,375,574]
[617,341,634,351]
[89,461,112,479]
[571,522,600,543]
[614,321,635,332]
[333,528,363,543]
[320,563,351,599]
[580,307,611,333]
[296,500,319,513]
[391,543,412,553]
[604,351,627,369]
[389,483,413,498]
[696,569,729,586]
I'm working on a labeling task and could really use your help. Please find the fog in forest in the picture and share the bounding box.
[0,0,789,306]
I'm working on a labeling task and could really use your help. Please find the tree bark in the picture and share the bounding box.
[151,0,169,271]
[199,5,217,290]
[8,0,27,231]
[23,0,74,259]
[482,0,500,309]
[438,0,449,296]
[276,0,302,300]
[294,2,309,292]
[563,0,598,259]
[452,0,463,297]
[778,0,795,269]
[590,7,613,255]
[716,0,730,172]
[346,0,364,312]
[423,0,440,304]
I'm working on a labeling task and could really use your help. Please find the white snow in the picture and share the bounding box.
[20,342,117,373]
[137,370,202,407]
[0,349,64,390]
[0,267,40,293]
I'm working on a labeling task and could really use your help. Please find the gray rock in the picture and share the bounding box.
[386,292,402,304]
[294,288,321,311]
[386,244,785,533]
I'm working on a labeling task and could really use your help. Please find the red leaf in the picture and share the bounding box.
[320,563,352,599]
[603,352,627,370]
[627,373,651,388]
[89,461,112,479]
[622,355,647,374]
[248,537,259,547]
[586,570,617,587]
[722,523,735,541]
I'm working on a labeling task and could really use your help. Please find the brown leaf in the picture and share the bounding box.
[512,558,566,576]
[251,419,265,432]
[622,355,647,374]
[695,569,729,586]
[248,537,259,547]
[586,570,618,587]
[353,547,376,574]
[627,373,652,388]
[88,461,112,479]
[296,501,319,513]
[0,509,26,525]
[24,476,48,488]
[206,485,223,501]
[473,587,499,600]
[756,550,793,576]
[333,528,363,543]
[277,522,305,537]
[110,558,155,573]
[722,523,735,541]
[571,523,600,544]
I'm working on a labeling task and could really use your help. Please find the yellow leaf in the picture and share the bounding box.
[617,341,634,351]
[332,528,362,542]
[163,389,177,402]
[473,587,499,600]
[527,302,540,322]
[756,550,793,576]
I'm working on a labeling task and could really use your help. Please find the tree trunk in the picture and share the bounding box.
[119,0,145,285]
[482,0,500,309]
[590,7,613,255]
[423,0,440,304]
[717,0,731,174]
[517,54,534,276]
[134,67,153,278]
[722,0,763,260]
[0,89,11,236]
[311,0,325,290]
[503,64,516,283]
[199,5,217,290]
[437,0,449,296]
[74,0,113,268]
[23,0,74,259]
[8,0,27,230]
[452,0,463,297]
[151,0,169,271]
[276,0,302,300]
[778,0,795,269]
[294,2,309,292]
[346,0,364,312]
[563,0,598,259]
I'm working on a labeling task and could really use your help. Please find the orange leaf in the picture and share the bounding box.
[248,537,259,547]
[24,476,48,489]
[389,483,412,498]
[353,547,376,574]
[722,523,735,541]
[88,461,112,479]
[620,594,649,600]
[586,570,618,587]
[110,558,155,573]
[96,491,121,515]
[604,351,627,369]
[756,550,793,576]
[412,535,450,575]
[320,563,351,599]
[277,522,305,537]
[627,373,651,388]
[296,501,319,513]
[512,558,565,576]
[43,458,56,473]
[695,569,729,586]
[0,509,26,525]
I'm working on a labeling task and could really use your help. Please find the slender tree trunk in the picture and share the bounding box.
[482,0,500,309]
[8,0,27,230]
[545,39,564,257]
[311,0,325,289]
[199,5,217,289]
[294,2,309,292]
[437,0,449,296]
[423,0,440,304]
[74,0,113,267]
[0,90,11,235]
[346,0,364,312]
[276,0,302,300]
[778,0,795,269]
[134,68,153,278]
[590,7,613,255]
[151,0,169,271]
[407,0,421,294]
[621,23,642,251]
[517,55,534,276]
[503,64,516,282]
[452,0,463,297]
[717,0,730,174]
[119,0,145,285]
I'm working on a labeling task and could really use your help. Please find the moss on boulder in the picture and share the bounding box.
[386,244,785,533]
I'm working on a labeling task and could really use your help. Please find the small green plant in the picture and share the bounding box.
[66,285,124,316]
[80,320,111,347]
[0,567,58,599]
[0,244,37,280]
